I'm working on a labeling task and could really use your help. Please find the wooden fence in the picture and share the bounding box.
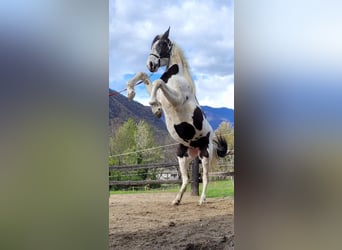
[109,162,233,188]
[109,162,180,187]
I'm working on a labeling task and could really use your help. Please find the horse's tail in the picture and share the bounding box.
[213,135,228,158]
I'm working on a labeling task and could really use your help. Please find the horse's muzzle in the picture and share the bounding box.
[147,54,160,72]
[147,61,158,73]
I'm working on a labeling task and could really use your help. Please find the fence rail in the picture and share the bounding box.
[209,171,234,177]
[109,161,234,188]
[109,162,177,171]
[109,179,182,186]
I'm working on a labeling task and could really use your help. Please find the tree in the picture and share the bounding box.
[110,118,137,165]
[215,121,234,149]
[109,119,162,165]
[109,119,164,190]
[214,121,234,171]
[135,120,163,164]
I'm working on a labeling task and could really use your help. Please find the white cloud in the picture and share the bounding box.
[109,0,234,108]
[195,74,234,109]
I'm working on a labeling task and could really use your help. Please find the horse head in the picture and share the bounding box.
[147,27,173,72]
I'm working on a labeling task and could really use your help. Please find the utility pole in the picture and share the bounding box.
[191,157,200,196]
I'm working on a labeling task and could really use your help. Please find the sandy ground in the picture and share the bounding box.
[109,192,234,249]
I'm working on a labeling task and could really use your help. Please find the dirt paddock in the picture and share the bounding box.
[109,192,234,249]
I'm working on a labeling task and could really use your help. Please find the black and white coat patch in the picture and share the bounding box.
[173,106,211,158]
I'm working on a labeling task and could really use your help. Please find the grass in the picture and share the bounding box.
[110,179,234,198]
[205,179,234,198]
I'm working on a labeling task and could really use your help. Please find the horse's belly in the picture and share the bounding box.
[188,148,199,158]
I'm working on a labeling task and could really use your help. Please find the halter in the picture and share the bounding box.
[149,39,173,67]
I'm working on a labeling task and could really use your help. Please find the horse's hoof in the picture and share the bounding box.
[199,198,206,206]
[172,200,180,206]
[127,89,135,100]
[150,103,162,118]
[154,109,162,118]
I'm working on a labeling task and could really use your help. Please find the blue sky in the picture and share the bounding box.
[109,0,234,109]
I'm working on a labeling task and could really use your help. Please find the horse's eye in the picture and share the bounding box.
[158,41,168,51]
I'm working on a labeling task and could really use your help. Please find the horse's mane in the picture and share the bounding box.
[169,42,196,95]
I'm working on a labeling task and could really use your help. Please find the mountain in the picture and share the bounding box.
[201,106,234,130]
[109,90,172,145]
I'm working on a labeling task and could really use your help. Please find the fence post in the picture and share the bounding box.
[191,157,199,196]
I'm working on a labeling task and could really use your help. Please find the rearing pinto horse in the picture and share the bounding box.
[127,27,228,205]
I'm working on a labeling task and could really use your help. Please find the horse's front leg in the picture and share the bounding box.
[150,80,184,107]
[149,79,163,118]
[149,79,184,117]
[127,72,152,100]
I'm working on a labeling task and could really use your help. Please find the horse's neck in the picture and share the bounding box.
[168,44,196,95]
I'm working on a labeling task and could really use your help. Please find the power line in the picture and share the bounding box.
[109,142,179,158]
[109,133,233,158]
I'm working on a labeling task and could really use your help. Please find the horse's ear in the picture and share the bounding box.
[161,27,170,40]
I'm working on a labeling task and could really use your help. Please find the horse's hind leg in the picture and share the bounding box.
[199,156,210,205]
[172,156,192,205]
